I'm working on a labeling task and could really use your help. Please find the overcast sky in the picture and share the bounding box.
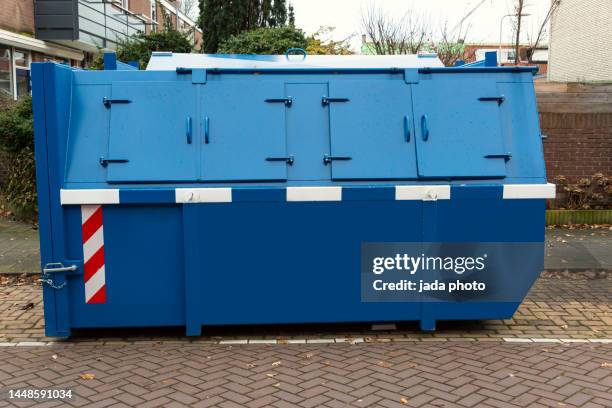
[291,0,552,50]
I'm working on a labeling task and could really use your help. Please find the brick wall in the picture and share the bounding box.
[541,113,612,183]
[537,81,612,184]
[0,0,34,34]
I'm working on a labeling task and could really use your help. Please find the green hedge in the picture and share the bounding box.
[0,96,37,221]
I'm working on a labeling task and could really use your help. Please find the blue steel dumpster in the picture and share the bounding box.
[32,51,555,337]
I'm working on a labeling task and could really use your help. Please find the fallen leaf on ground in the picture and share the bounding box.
[20,302,34,311]
[400,397,409,405]
[271,361,281,367]
[51,354,58,360]
[601,362,612,368]
[305,353,313,359]
[79,373,95,380]
[246,363,256,368]
[266,373,277,378]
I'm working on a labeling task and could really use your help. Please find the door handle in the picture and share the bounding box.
[323,155,352,164]
[186,116,192,144]
[404,115,410,142]
[266,156,294,165]
[421,115,429,141]
[265,97,293,106]
[322,96,350,105]
[204,116,210,144]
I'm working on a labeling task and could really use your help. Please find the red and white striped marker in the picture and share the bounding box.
[81,205,106,304]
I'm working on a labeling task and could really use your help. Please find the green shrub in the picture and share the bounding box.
[218,26,307,54]
[3,148,37,220]
[0,96,37,221]
[0,96,34,153]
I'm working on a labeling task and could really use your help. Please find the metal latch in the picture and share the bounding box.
[323,155,352,164]
[265,97,293,106]
[266,156,294,165]
[322,96,349,105]
[103,97,131,108]
[43,263,77,274]
[39,263,78,290]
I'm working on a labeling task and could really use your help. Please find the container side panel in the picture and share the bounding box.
[196,201,423,325]
[329,80,417,180]
[69,206,186,328]
[65,84,111,183]
[497,82,547,182]
[201,80,287,181]
[412,76,507,178]
[107,82,199,182]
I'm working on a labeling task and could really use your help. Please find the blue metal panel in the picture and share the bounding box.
[412,76,507,178]
[107,81,199,182]
[196,201,423,326]
[201,80,287,181]
[329,80,417,180]
[285,83,331,180]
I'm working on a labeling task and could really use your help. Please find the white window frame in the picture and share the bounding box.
[12,48,31,99]
[150,0,158,32]
[0,45,12,99]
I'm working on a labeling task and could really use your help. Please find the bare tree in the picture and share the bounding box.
[430,21,474,67]
[180,0,199,20]
[527,0,561,63]
[360,1,430,55]
[513,0,526,64]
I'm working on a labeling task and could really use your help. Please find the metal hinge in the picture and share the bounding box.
[100,157,129,167]
[103,97,131,108]
[266,156,294,165]
[484,153,512,161]
[323,155,352,164]
[265,97,293,106]
[478,96,505,106]
[322,96,349,105]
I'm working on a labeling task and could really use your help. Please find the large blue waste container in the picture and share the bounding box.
[32,51,554,337]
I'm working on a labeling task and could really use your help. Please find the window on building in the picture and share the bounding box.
[150,0,158,32]
[0,46,12,97]
[14,49,31,99]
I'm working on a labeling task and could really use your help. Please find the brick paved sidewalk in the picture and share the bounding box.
[0,340,610,407]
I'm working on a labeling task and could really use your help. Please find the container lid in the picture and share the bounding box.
[146,52,445,70]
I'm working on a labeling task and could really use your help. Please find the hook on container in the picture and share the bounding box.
[285,48,307,61]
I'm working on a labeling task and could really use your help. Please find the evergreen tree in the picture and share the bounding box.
[288,2,295,27]
[199,0,291,53]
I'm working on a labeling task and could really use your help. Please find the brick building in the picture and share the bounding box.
[548,0,611,83]
[0,0,202,100]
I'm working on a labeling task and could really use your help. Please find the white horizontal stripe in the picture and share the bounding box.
[503,183,556,199]
[85,265,105,302]
[286,186,342,202]
[83,226,104,261]
[175,188,232,203]
[395,185,451,201]
[80,204,101,224]
[61,189,119,205]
